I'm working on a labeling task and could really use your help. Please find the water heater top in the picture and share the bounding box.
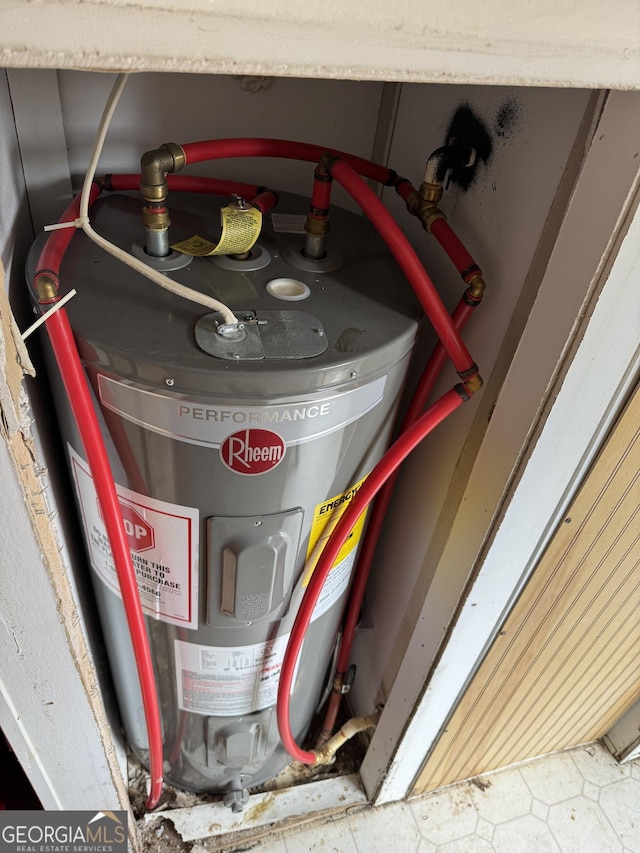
[27,191,422,398]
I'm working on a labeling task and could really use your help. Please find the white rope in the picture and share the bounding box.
[75,73,239,326]
[22,289,77,340]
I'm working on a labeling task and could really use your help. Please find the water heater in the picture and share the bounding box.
[27,188,420,803]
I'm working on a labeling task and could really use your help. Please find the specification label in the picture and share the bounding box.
[174,635,289,716]
[69,445,199,628]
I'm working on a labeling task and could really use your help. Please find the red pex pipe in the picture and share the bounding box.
[251,190,279,214]
[310,166,333,212]
[430,218,480,281]
[392,179,482,282]
[318,299,478,742]
[44,310,164,808]
[34,192,164,810]
[106,173,262,200]
[328,159,476,377]
[36,185,101,289]
[106,174,277,214]
[403,300,477,427]
[180,138,396,185]
[277,388,465,764]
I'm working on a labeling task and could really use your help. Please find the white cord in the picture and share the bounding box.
[22,289,77,341]
[77,73,238,326]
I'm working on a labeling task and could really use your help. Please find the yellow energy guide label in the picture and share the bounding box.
[305,476,369,622]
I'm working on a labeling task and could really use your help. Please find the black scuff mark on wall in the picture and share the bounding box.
[494,98,522,140]
[439,104,493,191]
[439,98,524,193]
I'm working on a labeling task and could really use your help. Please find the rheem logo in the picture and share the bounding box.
[220,429,285,475]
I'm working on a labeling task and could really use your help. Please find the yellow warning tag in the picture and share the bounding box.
[302,475,369,587]
[171,205,262,257]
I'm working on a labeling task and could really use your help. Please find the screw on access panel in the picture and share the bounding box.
[165,378,174,386]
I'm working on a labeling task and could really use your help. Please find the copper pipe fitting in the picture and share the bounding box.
[35,273,58,303]
[139,142,186,203]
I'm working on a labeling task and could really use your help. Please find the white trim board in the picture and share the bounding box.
[0,2,639,89]
[361,89,640,803]
[144,774,367,844]
[0,434,128,810]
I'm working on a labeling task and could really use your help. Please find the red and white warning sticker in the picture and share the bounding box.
[69,445,199,629]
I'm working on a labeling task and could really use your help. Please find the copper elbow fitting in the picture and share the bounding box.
[35,273,58,303]
[466,272,486,301]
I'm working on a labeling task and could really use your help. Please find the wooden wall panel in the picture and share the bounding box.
[413,382,640,794]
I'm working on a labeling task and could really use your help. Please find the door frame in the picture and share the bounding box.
[363,88,640,803]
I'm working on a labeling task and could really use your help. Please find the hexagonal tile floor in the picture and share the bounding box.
[248,743,639,852]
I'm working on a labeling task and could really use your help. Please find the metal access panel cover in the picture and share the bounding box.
[207,509,304,625]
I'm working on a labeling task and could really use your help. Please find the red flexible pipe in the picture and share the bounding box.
[251,190,279,214]
[395,180,418,204]
[310,165,333,212]
[277,388,465,763]
[105,174,277,215]
[43,310,164,808]
[403,300,477,428]
[36,185,101,290]
[318,299,477,742]
[34,191,164,810]
[392,177,482,282]
[105,173,262,200]
[180,138,396,185]
[430,218,480,281]
[328,160,476,377]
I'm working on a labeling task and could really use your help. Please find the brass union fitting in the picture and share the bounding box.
[142,206,171,232]
[304,214,331,238]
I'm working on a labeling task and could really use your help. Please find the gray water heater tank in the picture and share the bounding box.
[27,189,420,798]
